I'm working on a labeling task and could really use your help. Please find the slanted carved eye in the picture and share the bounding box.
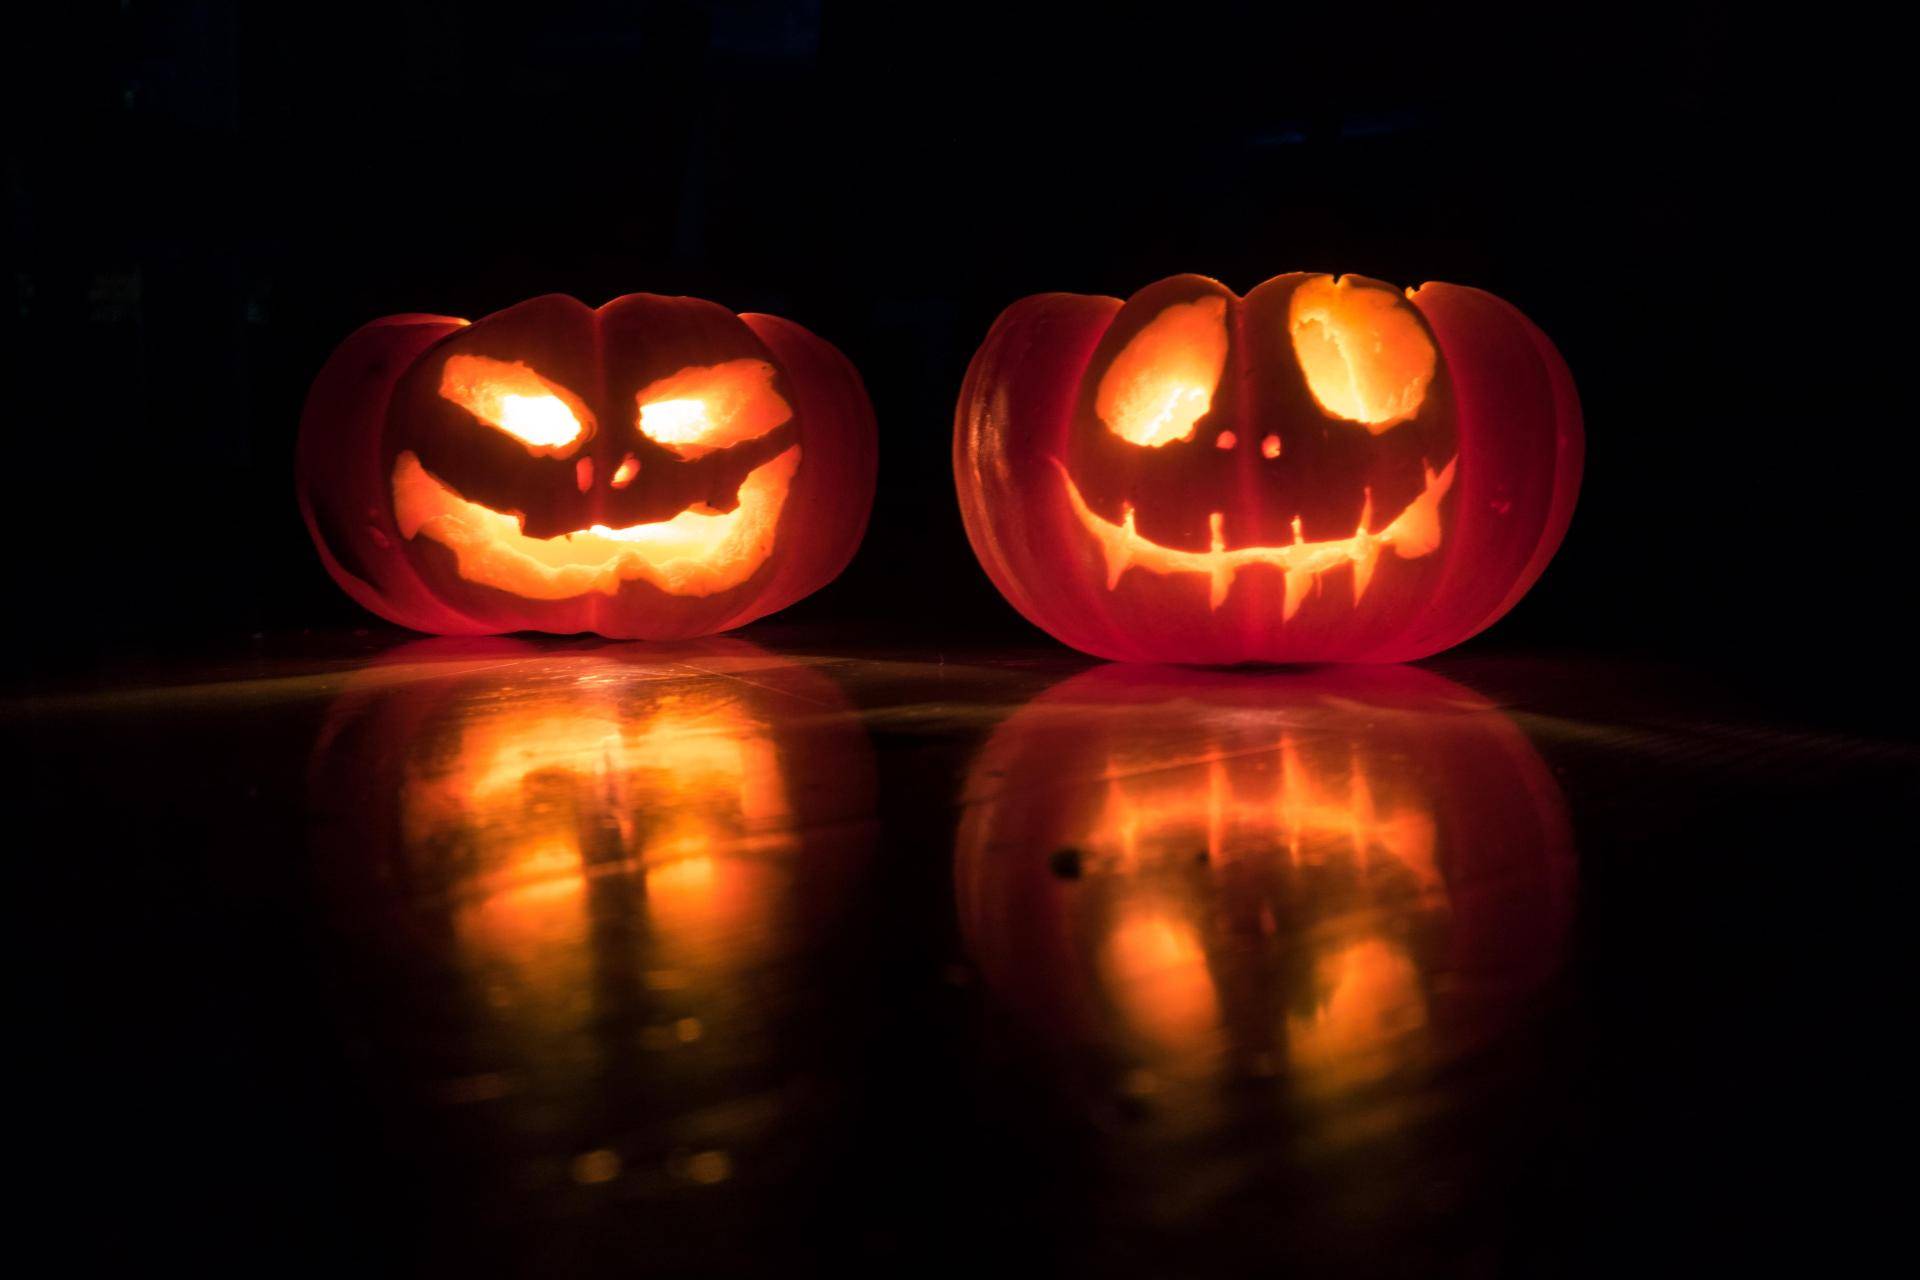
[635,359,791,460]
[439,354,592,454]
[1096,296,1230,447]
[1287,277,1435,431]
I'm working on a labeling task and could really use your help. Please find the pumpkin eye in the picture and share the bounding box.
[1096,296,1230,447]
[439,354,591,454]
[636,359,791,460]
[1287,277,1436,431]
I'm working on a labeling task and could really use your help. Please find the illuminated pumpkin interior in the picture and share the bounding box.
[1287,276,1436,430]
[400,679,798,1024]
[440,354,592,453]
[392,446,799,600]
[1095,296,1230,447]
[1065,282,1454,616]
[406,356,801,600]
[1054,717,1445,1085]
[636,359,791,459]
[1057,455,1455,613]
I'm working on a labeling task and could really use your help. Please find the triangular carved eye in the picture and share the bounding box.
[1096,296,1229,447]
[1287,277,1435,431]
[440,354,592,454]
[636,359,791,460]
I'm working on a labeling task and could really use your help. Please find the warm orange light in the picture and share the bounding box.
[1095,297,1230,447]
[954,666,1576,1114]
[635,359,792,459]
[398,670,798,1017]
[1077,722,1445,1077]
[1091,732,1438,890]
[1056,455,1455,613]
[1102,908,1220,1058]
[639,399,711,444]
[391,445,799,599]
[1286,937,1428,1087]
[439,354,591,452]
[1287,276,1436,430]
[610,453,640,488]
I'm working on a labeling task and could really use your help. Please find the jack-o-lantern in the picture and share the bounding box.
[955,664,1574,1100]
[299,294,877,639]
[954,273,1582,663]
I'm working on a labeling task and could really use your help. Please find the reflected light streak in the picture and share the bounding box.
[387,667,805,1020]
[1086,729,1438,1074]
[1287,937,1428,1088]
[308,640,880,1195]
[955,665,1575,1102]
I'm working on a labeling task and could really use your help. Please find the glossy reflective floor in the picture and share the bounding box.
[14,632,1892,1275]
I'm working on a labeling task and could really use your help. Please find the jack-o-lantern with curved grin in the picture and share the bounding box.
[955,273,1582,663]
[299,293,877,639]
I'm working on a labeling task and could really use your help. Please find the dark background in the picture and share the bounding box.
[6,1,1881,683]
[5,6,1898,1275]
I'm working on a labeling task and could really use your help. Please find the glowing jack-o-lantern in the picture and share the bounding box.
[954,273,1582,663]
[955,665,1574,1097]
[307,639,878,1181]
[298,293,877,639]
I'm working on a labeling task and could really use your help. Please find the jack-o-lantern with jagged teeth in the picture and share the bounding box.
[955,272,1582,664]
[299,292,877,639]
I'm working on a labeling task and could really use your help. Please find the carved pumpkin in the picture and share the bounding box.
[955,664,1574,1094]
[954,273,1582,663]
[298,294,877,639]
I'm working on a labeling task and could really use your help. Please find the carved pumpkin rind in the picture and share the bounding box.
[953,274,1582,664]
[298,294,877,640]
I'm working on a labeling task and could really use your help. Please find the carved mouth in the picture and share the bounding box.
[1055,457,1456,616]
[392,446,800,600]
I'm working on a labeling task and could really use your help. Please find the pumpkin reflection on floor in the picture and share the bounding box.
[396,668,799,1011]
[307,638,876,1205]
[956,665,1575,1122]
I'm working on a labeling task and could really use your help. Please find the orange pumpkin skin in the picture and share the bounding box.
[298,294,877,639]
[954,274,1582,664]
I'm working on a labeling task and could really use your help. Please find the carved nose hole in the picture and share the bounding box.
[1214,430,1237,451]
[1261,434,1282,459]
[611,453,639,489]
[575,456,594,492]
